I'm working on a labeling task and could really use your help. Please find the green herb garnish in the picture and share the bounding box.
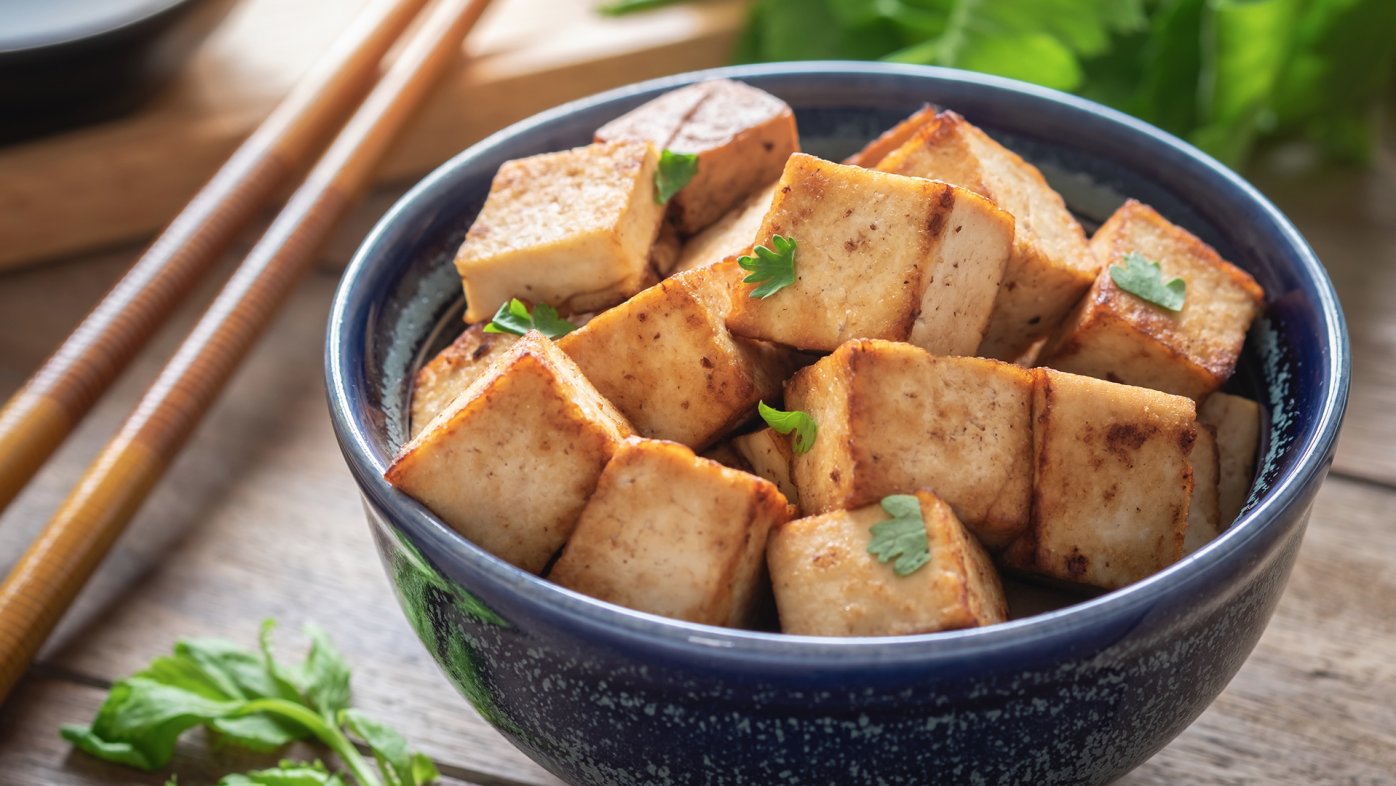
[737,234,797,299]
[654,149,700,205]
[1109,251,1186,312]
[609,0,1396,166]
[63,621,439,786]
[597,0,684,15]
[483,298,577,338]
[758,400,817,454]
[867,494,930,577]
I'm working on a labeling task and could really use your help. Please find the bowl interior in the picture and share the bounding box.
[329,63,1347,657]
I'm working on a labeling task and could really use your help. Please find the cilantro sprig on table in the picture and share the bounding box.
[484,298,577,339]
[737,234,797,299]
[603,0,1396,166]
[758,401,817,454]
[1110,251,1186,311]
[62,621,438,786]
[867,494,931,577]
[654,149,700,205]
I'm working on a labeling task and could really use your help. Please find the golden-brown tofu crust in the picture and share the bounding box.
[876,110,1096,360]
[786,339,1034,548]
[1199,392,1262,525]
[558,259,790,450]
[842,104,937,168]
[671,181,776,275]
[409,325,519,439]
[596,79,799,236]
[1041,200,1265,399]
[550,437,791,627]
[767,490,1007,636]
[726,154,1010,354]
[386,332,634,574]
[732,428,800,510]
[1184,424,1222,554]
[1002,368,1196,590]
[454,140,663,322]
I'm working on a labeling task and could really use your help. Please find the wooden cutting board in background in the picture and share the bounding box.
[0,0,746,270]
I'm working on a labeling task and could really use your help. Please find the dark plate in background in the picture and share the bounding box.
[0,0,239,145]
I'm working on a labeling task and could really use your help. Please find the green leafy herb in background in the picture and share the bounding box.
[867,494,931,576]
[757,401,818,454]
[63,621,437,786]
[1110,251,1187,310]
[484,298,577,339]
[655,148,701,204]
[602,0,1396,166]
[737,234,797,298]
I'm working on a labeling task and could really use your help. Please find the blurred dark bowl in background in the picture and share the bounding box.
[0,0,240,146]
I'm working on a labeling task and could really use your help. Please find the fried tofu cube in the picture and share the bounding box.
[1185,425,1222,554]
[596,79,798,235]
[732,428,799,509]
[1041,200,1265,399]
[550,437,791,627]
[385,332,633,573]
[1001,369,1197,590]
[558,259,790,449]
[671,181,777,275]
[454,140,663,323]
[409,325,519,439]
[786,340,1034,549]
[726,154,1012,354]
[842,104,938,168]
[876,110,1096,360]
[1199,392,1262,524]
[767,490,1008,636]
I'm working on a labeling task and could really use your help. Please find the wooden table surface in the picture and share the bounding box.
[1,66,1395,786]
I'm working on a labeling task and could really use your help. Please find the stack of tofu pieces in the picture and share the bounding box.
[386,80,1266,638]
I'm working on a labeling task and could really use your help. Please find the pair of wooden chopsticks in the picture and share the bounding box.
[0,0,494,704]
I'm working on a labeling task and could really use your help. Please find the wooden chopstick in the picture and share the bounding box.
[0,0,434,518]
[0,0,494,704]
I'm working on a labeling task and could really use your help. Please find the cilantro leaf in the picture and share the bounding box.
[737,234,797,299]
[1109,251,1186,311]
[597,0,683,15]
[654,149,699,205]
[483,299,576,339]
[867,494,931,577]
[757,401,817,454]
[62,621,438,786]
[342,709,440,786]
[218,760,348,785]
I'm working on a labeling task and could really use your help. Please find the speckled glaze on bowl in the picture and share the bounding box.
[327,63,1349,785]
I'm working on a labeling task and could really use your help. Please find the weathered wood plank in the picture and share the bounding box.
[1249,150,1396,487]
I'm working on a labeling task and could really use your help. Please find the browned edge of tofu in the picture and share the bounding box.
[409,325,520,439]
[1003,368,1196,590]
[558,258,791,450]
[455,140,663,323]
[876,110,1097,360]
[550,436,791,627]
[785,338,1034,549]
[842,104,937,168]
[596,79,800,237]
[386,332,634,574]
[766,489,1007,637]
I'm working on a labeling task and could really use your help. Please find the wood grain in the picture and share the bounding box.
[0,0,746,269]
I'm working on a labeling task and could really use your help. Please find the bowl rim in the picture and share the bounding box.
[0,0,197,55]
[327,61,1350,668]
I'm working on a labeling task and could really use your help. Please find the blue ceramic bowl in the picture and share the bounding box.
[327,63,1349,785]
